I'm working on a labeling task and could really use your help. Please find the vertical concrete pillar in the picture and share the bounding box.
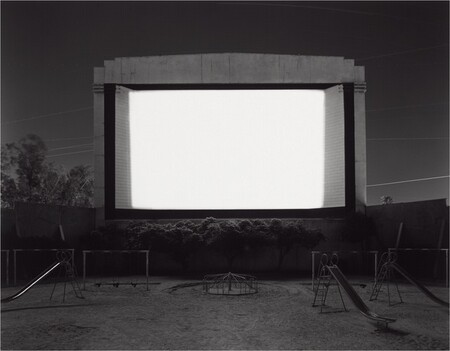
[93,67,105,227]
[354,81,367,212]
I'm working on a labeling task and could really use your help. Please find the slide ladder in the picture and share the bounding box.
[312,253,347,313]
[64,258,84,299]
[313,253,396,327]
[2,250,84,303]
[370,252,403,305]
[49,258,84,302]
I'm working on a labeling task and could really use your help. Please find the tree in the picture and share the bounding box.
[163,223,204,272]
[268,219,297,270]
[202,218,271,271]
[124,221,205,272]
[1,134,48,206]
[1,134,94,208]
[267,219,325,270]
[239,219,271,250]
[300,226,325,250]
[1,173,19,208]
[380,195,393,205]
[205,219,245,270]
[60,165,94,207]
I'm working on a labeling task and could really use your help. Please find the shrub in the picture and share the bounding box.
[269,219,325,270]
[159,222,204,271]
[122,220,204,271]
[202,218,271,270]
[301,227,325,249]
[78,217,325,273]
[79,222,126,249]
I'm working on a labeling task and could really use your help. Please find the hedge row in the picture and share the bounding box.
[80,217,325,271]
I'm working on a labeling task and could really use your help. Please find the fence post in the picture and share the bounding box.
[13,250,17,286]
[146,251,149,291]
[83,251,86,290]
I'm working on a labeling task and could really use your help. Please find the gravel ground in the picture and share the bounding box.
[1,276,449,350]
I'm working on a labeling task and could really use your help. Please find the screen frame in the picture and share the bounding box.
[104,83,355,219]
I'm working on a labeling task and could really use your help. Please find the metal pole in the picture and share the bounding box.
[374,251,378,283]
[83,251,86,290]
[311,252,315,291]
[446,249,448,288]
[146,251,149,291]
[13,250,17,286]
[71,249,75,271]
[7,251,10,287]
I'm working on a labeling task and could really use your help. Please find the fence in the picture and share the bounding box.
[1,250,10,286]
[388,248,449,287]
[13,249,75,286]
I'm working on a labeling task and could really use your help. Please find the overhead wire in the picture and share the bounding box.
[47,143,93,152]
[217,2,446,27]
[44,136,94,142]
[3,106,93,124]
[356,43,448,62]
[367,175,449,187]
[46,150,93,158]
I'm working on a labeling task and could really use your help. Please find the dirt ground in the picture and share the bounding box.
[1,276,449,350]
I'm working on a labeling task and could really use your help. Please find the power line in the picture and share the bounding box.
[367,175,449,188]
[46,150,93,158]
[44,136,94,142]
[218,2,446,27]
[356,43,448,62]
[47,143,94,152]
[217,1,374,41]
[3,106,93,125]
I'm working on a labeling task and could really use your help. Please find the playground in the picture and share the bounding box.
[1,269,449,350]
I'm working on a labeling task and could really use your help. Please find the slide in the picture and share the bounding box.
[327,265,396,325]
[1,261,61,303]
[390,262,449,308]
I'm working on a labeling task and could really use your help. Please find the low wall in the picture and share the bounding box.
[1,203,96,248]
[366,198,449,249]
[3,199,447,279]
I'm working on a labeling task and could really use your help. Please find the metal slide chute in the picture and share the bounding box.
[1,261,61,303]
[390,262,449,308]
[327,265,396,325]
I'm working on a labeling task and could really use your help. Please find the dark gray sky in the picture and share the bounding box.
[1,1,449,205]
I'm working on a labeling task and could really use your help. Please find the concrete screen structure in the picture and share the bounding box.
[93,54,366,222]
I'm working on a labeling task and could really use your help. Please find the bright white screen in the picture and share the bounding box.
[127,89,325,209]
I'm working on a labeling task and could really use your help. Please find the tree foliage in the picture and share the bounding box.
[202,218,249,269]
[80,218,325,273]
[1,134,94,208]
[122,220,204,271]
[380,195,393,205]
[269,219,325,270]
